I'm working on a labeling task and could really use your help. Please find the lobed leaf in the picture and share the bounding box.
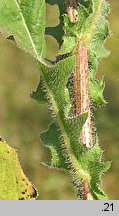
[34,54,109,199]
[88,1,110,106]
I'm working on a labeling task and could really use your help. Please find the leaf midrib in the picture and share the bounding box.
[15,0,46,65]
[41,71,90,183]
[82,0,104,46]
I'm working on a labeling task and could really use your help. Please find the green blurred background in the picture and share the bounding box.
[0,0,119,200]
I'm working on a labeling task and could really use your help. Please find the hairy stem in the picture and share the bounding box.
[73,40,93,200]
[82,180,93,200]
[67,0,93,200]
[74,41,93,148]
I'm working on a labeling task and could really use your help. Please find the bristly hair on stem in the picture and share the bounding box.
[66,0,93,200]
[73,40,93,199]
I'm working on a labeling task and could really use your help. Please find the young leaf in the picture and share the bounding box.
[0,139,37,200]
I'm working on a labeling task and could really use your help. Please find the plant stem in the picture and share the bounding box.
[73,40,93,200]
[82,180,93,200]
[66,0,93,200]
[74,41,93,148]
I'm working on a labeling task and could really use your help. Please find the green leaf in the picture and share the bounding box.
[90,77,107,106]
[80,0,110,45]
[40,122,67,169]
[39,56,88,160]
[32,55,110,199]
[31,78,47,104]
[81,0,110,107]
[0,139,38,200]
[34,0,110,199]
[59,36,76,55]
[0,0,46,64]
[79,143,110,199]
